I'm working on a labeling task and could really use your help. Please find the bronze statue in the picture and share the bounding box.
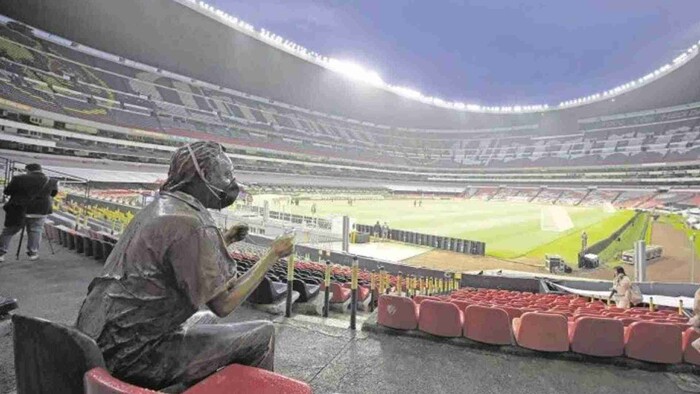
[75,141,293,390]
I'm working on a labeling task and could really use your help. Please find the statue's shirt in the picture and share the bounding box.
[75,191,235,375]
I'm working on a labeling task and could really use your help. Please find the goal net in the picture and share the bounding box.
[540,206,574,232]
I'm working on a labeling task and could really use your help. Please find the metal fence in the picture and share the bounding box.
[355,223,486,256]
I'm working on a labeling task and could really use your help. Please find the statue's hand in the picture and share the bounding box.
[271,234,294,259]
[224,223,249,244]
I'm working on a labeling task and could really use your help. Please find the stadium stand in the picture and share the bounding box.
[0,15,697,192]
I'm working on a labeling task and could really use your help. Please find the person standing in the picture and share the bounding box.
[610,266,642,309]
[0,163,58,261]
[690,288,700,351]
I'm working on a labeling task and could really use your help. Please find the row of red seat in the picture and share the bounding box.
[443,288,689,329]
[378,295,700,365]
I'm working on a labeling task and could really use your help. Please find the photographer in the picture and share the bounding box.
[0,163,58,261]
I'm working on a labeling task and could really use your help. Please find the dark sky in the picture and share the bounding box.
[205,0,700,107]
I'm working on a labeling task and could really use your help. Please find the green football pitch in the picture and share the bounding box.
[280,199,634,262]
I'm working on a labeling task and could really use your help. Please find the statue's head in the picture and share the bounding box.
[160,141,240,210]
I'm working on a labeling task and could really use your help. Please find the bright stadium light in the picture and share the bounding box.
[393,86,422,99]
[327,59,384,85]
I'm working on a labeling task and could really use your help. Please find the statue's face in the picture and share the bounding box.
[204,152,240,209]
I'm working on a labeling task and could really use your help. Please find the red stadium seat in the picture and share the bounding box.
[418,300,464,337]
[512,312,569,352]
[186,364,312,394]
[84,368,157,394]
[569,317,624,357]
[377,295,419,330]
[450,299,472,312]
[85,365,313,394]
[616,317,640,327]
[624,322,683,364]
[682,328,700,366]
[330,283,351,303]
[413,295,441,305]
[357,286,370,301]
[463,305,512,345]
[500,306,523,322]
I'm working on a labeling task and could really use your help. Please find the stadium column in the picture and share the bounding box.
[350,256,358,330]
[379,266,386,295]
[396,272,403,297]
[342,216,350,253]
[634,240,646,282]
[285,248,295,318]
[369,270,376,312]
[323,260,331,318]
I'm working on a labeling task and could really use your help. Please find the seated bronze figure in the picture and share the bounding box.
[75,141,293,390]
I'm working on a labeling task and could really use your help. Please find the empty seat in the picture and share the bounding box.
[330,283,351,303]
[248,278,287,304]
[341,283,370,301]
[85,363,313,394]
[84,368,156,394]
[463,305,512,345]
[683,328,700,366]
[377,295,419,330]
[357,286,370,301]
[13,314,106,394]
[292,280,320,303]
[500,306,523,322]
[624,322,682,364]
[413,295,441,304]
[451,299,472,312]
[419,300,463,337]
[616,317,640,327]
[569,317,624,357]
[512,312,569,352]
[185,364,312,394]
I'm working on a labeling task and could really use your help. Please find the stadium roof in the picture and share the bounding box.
[2,0,700,130]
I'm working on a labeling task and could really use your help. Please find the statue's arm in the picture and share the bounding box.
[207,234,293,317]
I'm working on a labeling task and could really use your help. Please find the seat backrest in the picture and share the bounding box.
[13,314,106,394]
[413,295,441,305]
[84,368,158,394]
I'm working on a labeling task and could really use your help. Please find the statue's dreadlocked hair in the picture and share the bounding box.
[160,141,225,192]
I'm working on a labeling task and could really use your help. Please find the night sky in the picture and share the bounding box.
[205,0,700,107]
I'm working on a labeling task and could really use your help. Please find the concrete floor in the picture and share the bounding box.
[0,227,693,394]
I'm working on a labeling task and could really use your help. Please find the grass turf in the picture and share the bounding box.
[275,198,630,261]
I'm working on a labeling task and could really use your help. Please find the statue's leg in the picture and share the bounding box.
[132,319,275,389]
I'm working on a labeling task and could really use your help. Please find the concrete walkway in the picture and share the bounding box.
[0,227,692,393]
